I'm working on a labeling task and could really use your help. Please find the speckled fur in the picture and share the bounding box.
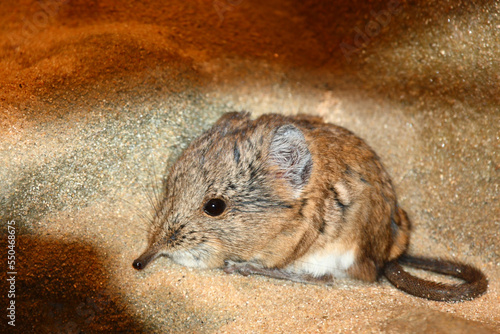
[133,112,487,302]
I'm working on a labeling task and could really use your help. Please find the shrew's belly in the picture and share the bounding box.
[287,245,355,278]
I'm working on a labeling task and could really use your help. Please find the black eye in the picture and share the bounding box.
[203,198,227,216]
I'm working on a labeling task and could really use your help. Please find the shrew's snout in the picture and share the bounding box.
[132,249,159,271]
[132,258,145,270]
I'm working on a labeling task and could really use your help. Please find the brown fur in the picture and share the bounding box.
[133,112,487,302]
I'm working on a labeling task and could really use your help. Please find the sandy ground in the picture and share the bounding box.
[0,0,499,333]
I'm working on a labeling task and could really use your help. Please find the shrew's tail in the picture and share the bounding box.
[383,254,488,302]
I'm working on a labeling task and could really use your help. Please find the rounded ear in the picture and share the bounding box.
[269,125,312,197]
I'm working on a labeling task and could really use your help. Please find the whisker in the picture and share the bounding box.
[145,153,164,217]
[117,196,154,225]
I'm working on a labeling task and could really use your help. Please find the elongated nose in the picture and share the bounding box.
[132,249,158,270]
[132,258,145,270]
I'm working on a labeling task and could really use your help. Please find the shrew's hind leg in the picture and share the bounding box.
[223,260,334,285]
